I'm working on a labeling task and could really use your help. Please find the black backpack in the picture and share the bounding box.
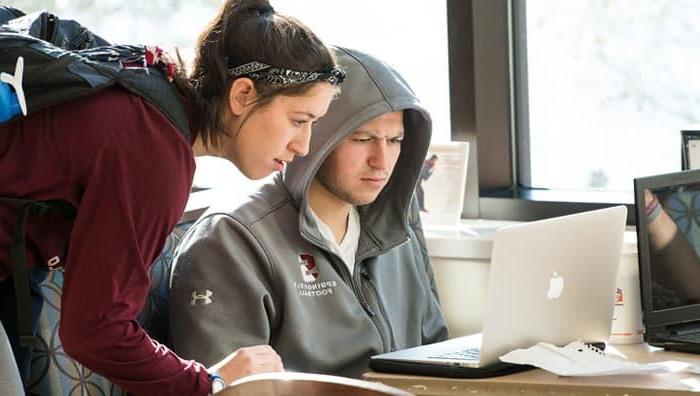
[0,7,192,347]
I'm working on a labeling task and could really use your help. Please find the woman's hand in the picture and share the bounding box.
[644,189,656,206]
[209,345,284,385]
[644,190,678,251]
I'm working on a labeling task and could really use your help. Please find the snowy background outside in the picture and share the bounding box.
[526,0,700,191]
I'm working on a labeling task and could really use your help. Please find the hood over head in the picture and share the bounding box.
[282,46,432,251]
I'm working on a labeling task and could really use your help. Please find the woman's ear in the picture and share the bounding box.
[228,78,257,116]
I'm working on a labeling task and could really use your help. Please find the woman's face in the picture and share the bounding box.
[223,82,336,180]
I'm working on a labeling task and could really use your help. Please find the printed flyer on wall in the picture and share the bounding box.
[417,142,469,226]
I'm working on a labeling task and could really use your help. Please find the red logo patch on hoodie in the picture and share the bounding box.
[299,253,319,283]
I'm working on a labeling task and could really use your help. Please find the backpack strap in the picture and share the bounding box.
[117,67,193,144]
[0,6,24,25]
[78,45,193,143]
[1,198,76,346]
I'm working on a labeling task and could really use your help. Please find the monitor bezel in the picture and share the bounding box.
[634,168,700,329]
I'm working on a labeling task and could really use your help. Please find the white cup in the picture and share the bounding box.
[609,234,645,344]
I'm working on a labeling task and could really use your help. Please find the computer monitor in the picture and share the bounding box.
[635,169,700,337]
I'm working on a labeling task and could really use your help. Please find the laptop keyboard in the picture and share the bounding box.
[430,347,480,361]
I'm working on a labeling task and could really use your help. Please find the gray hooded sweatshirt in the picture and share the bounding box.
[169,47,448,378]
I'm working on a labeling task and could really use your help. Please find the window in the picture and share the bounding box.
[524,0,700,192]
[452,0,699,222]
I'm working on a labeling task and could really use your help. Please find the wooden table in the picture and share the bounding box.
[364,343,700,395]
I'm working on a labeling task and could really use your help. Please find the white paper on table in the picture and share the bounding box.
[500,341,688,376]
[682,363,700,375]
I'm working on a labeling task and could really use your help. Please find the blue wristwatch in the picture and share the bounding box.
[209,372,226,394]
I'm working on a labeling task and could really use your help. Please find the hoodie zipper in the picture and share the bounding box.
[351,237,410,353]
[352,262,393,353]
[360,269,396,351]
[306,226,409,353]
[336,255,377,317]
[325,252,392,351]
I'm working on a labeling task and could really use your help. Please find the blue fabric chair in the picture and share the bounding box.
[139,221,195,345]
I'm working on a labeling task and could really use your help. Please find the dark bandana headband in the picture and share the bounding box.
[228,61,345,86]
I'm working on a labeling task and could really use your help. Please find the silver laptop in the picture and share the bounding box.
[371,206,627,369]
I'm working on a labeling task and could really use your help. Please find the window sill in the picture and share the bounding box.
[477,187,636,224]
[425,219,638,260]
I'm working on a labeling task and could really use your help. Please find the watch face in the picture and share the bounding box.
[212,376,226,393]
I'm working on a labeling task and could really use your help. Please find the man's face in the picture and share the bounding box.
[314,111,404,206]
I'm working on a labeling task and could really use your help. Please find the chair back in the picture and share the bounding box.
[0,321,23,395]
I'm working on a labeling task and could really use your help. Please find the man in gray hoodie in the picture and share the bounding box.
[169,47,449,378]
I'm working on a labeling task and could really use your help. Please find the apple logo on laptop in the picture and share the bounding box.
[547,272,564,299]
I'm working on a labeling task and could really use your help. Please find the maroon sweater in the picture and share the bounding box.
[0,88,211,395]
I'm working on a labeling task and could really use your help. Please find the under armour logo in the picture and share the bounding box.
[191,290,213,306]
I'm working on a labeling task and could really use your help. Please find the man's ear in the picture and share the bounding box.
[228,78,257,116]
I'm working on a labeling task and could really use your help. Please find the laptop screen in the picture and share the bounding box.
[640,181,700,312]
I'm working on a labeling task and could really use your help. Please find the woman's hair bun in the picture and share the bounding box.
[240,0,274,17]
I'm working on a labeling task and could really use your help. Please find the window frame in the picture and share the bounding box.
[448,0,635,223]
